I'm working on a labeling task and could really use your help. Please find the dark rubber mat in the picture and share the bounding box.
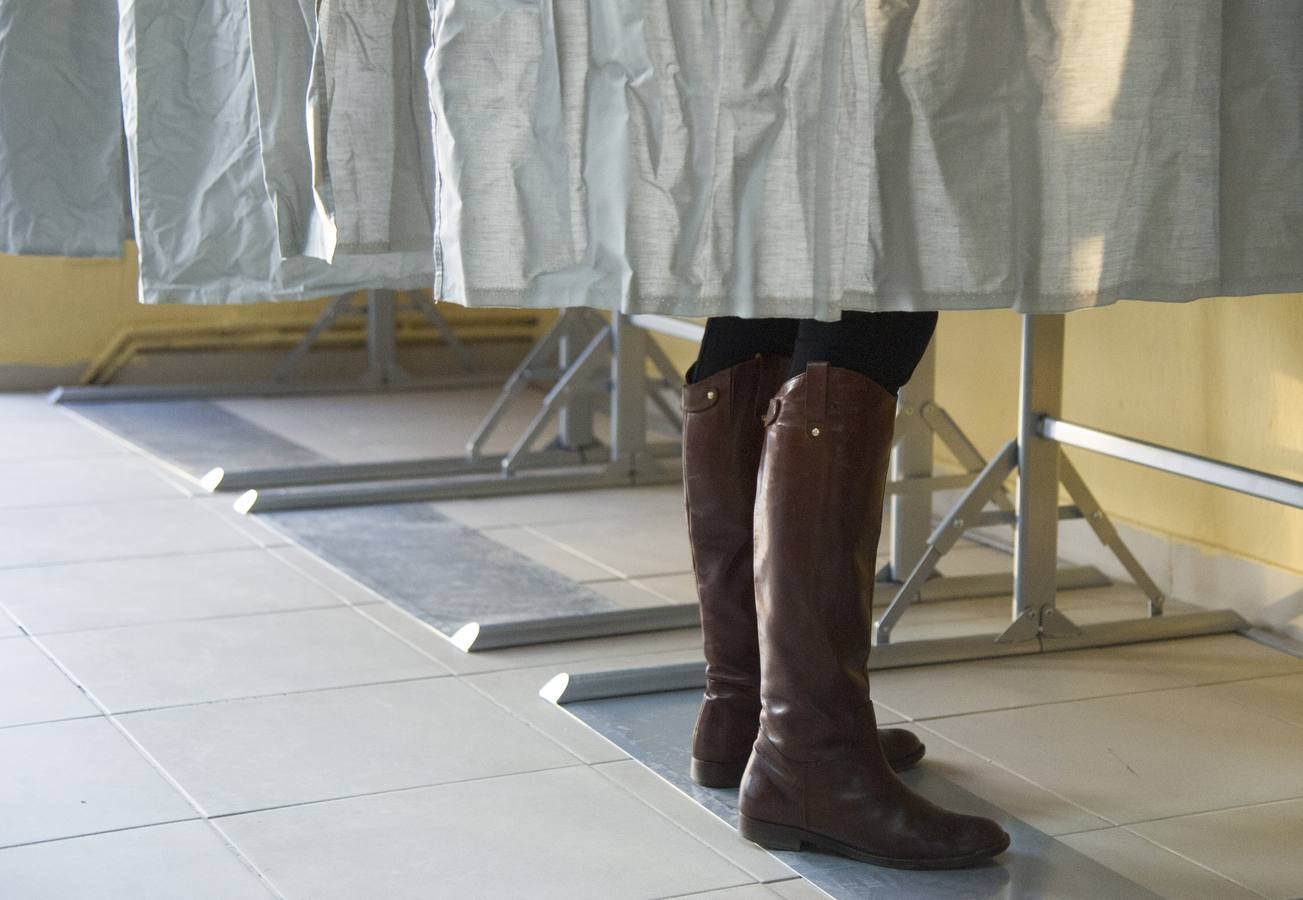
[67,400,328,478]
[565,688,1158,900]
[263,502,655,636]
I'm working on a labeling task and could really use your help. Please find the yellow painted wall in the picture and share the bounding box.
[652,296,1302,576]
[0,245,529,368]
[936,296,1302,576]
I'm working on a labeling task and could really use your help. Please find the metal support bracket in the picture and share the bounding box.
[875,339,1063,606]
[275,289,477,385]
[875,315,1168,647]
[231,311,686,512]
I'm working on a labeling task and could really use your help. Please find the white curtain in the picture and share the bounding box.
[0,0,131,258]
[119,0,432,303]
[428,0,1303,319]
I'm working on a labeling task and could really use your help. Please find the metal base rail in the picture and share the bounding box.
[451,604,702,653]
[875,313,1250,649]
[540,609,1249,705]
[233,309,687,512]
[50,290,508,404]
[536,312,1269,698]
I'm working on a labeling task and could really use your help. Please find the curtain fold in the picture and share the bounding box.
[428,0,1303,318]
[120,0,432,303]
[0,0,131,258]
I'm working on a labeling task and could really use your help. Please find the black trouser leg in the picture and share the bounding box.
[687,317,800,384]
[690,311,939,397]
[788,310,938,396]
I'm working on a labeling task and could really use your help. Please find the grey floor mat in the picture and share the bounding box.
[263,502,650,635]
[565,688,1159,900]
[67,400,328,477]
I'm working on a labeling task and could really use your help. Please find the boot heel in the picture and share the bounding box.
[738,814,805,851]
[690,757,746,789]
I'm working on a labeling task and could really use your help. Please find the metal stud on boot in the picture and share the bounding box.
[682,355,925,789]
[737,362,1010,869]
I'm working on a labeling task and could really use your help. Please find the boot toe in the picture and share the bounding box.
[879,727,925,771]
[954,814,1012,862]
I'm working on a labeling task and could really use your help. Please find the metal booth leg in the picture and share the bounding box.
[233,312,684,512]
[876,331,1108,608]
[874,312,1236,659]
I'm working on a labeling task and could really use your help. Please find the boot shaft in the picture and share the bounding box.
[754,362,898,759]
[681,353,791,692]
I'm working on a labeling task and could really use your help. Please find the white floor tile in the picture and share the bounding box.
[461,647,707,765]
[587,578,686,609]
[926,681,1303,825]
[0,821,275,900]
[0,638,98,728]
[265,544,391,607]
[0,456,189,509]
[1130,799,1303,900]
[0,393,63,423]
[0,615,20,639]
[196,496,294,549]
[768,878,834,899]
[871,634,1303,720]
[0,418,132,462]
[1058,827,1260,900]
[0,499,258,569]
[217,766,753,900]
[663,885,781,899]
[529,511,693,579]
[628,572,700,604]
[0,717,195,847]
[484,526,623,582]
[120,678,579,816]
[1195,671,1303,729]
[594,759,797,883]
[0,548,357,635]
[40,607,449,712]
[912,729,1113,836]
[434,484,686,530]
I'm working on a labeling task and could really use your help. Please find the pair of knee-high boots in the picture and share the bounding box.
[682,354,1009,869]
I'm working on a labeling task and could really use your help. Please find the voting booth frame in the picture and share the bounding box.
[52,303,1301,661]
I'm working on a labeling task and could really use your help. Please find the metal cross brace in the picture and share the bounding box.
[875,314,1166,646]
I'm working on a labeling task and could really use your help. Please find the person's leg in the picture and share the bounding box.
[683,314,926,788]
[789,310,939,395]
[738,315,1010,869]
[687,316,800,383]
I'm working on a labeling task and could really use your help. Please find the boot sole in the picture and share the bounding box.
[691,743,926,789]
[737,813,1011,870]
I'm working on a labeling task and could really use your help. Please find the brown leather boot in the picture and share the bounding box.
[683,354,925,789]
[737,362,1010,869]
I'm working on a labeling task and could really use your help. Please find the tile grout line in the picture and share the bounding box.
[589,759,799,888]
[885,663,1303,726]
[910,723,1123,830]
[4,598,373,640]
[55,402,218,493]
[455,667,631,767]
[0,541,296,576]
[10,631,291,900]
[202,761,593,823]
[1111,826,1272,899]
[38,668,458,718]
[517,523,632,580]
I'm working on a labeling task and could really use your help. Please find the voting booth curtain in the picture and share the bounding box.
[1,1,1299,314]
